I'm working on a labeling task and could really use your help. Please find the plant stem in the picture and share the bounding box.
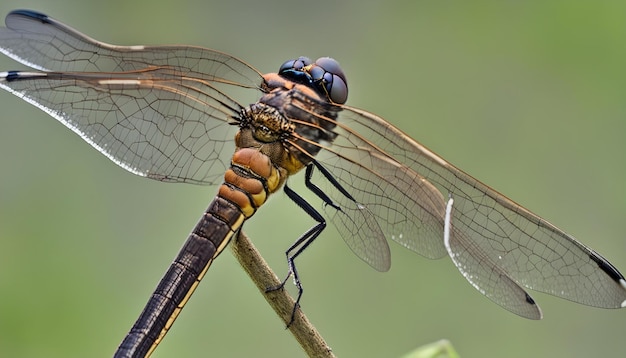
[230,231,336,358]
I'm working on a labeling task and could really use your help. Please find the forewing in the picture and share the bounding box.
[0,10,263,89]
[0,10,266,184]
[332,105,626,309]
[298,106,450,271]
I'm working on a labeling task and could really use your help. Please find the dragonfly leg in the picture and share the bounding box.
[267,162,361,325]
[309,160,357,204]
[265,183,327,326]
[302,163,341,210]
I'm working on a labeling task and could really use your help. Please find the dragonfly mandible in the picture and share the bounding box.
[1,9,625,358]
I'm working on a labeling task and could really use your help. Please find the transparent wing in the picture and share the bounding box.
[0,10,265,184]
[309,133,449,272]
[445,197,542,319]
[3,10,624,319]
[0,10,262,87]
[317,184,393,272]
[307,104,626,317]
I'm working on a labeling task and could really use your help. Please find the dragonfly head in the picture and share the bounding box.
[278,56,348,104]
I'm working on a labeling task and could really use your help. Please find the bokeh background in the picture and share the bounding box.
[1,1,625,357]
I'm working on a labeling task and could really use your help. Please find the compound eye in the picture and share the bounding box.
[315,57,347,85]
[327,73,348,104]
[308,64,325,82]
[279,56,312,74]
[278,56,348,104]
[314,57,348,104]
[293,56,312,70]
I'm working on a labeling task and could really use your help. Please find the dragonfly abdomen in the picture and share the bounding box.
[116,146,289,357]
[115,194,245,357]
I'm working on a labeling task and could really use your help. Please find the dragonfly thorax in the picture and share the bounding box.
[241,102,295,143]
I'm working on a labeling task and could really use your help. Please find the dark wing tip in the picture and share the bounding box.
[588,251,626,308]
[7,9,51,24]
[523,292,542,320]
[0,71,47,82]
[2,71,21,82]
[589,251,626,283]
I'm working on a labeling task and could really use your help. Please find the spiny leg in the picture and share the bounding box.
[267,161,358,325]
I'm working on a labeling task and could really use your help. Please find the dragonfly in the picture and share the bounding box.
[1,9,625,358]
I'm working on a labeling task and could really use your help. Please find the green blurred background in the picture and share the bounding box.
[0,1,625,357]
